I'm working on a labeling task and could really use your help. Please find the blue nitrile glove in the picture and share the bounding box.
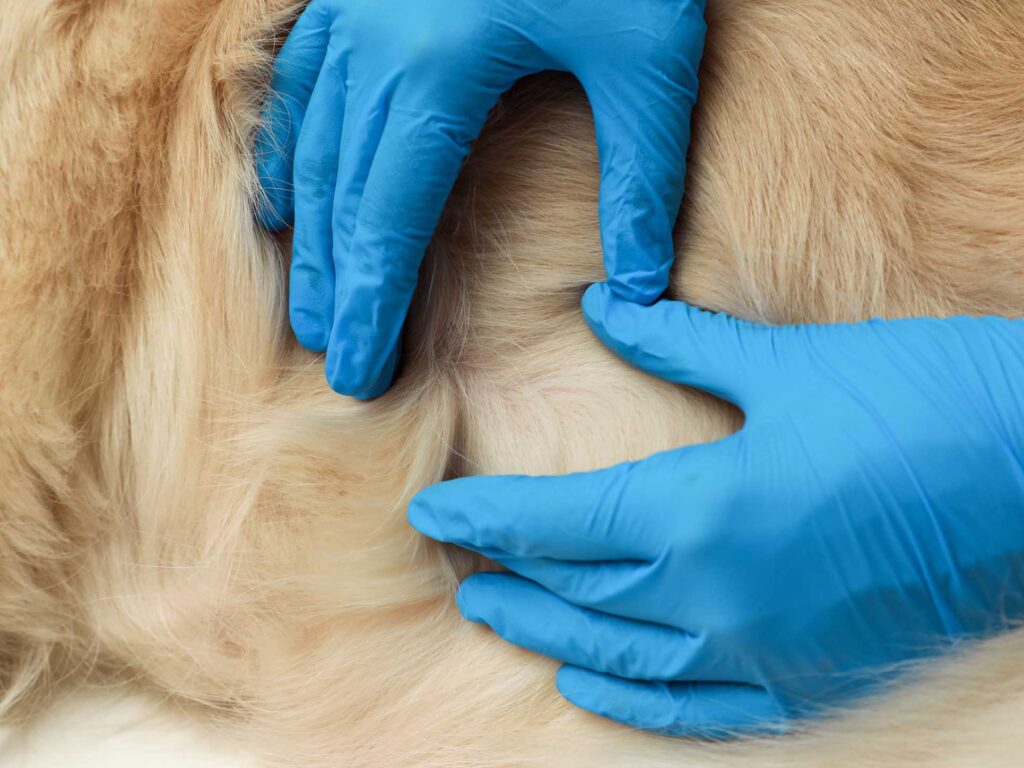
[408,282,1024,738]
[255,0,707,397]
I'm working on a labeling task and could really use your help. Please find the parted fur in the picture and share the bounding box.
[2,0,1024,765]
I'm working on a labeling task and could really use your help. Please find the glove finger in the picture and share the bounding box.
[557,665,787,740]
[458,572,732,682]
[476,552,673,627]
[577,4,706,304]
[582,283,777,409]
[287,42,348,352]
[479,439,749,626]
[255,3,332,229]
[325,103,487,398]
[408,461,661,561]
[311,78,391,399]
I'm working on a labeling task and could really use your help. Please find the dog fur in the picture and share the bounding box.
[2,0,1024,765]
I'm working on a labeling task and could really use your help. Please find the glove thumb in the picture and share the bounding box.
[582,282,777,409]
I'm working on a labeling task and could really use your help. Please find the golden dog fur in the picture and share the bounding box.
[2,0,1023,765]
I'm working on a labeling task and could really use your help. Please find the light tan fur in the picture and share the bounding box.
[2,0,1023,765]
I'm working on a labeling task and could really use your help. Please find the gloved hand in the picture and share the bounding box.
[255,0,707,397]
[408,282,1024,738]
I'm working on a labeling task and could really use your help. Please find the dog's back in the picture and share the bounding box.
[2,0,1024,765]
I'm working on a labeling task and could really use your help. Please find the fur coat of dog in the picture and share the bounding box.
[2,1,1023,765]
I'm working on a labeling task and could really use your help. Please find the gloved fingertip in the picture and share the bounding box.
[323,341,397,400]
[455,576,489,624]
[341,377,391,401]
[605,267,670,307]
[289,309,329,353]
[581,282,646,345]
[407,478,483,546]
[406,495,446,542]
[325,329,401,397]
[594,169,676,306]
[557,666,683,735]
[580,282,612,324]
[555,665,603,709]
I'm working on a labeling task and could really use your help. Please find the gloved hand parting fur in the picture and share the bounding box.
[255,0,707,398]
[410,282,1024,738]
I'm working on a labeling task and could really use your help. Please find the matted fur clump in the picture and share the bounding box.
[2,0,1023,765]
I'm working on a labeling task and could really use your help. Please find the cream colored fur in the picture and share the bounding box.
[2,0,1024,765]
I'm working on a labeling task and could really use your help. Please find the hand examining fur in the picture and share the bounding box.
[409,283,1024,738]
[255,0,707,397]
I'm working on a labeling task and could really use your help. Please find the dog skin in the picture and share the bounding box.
[2,0,1024,765]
